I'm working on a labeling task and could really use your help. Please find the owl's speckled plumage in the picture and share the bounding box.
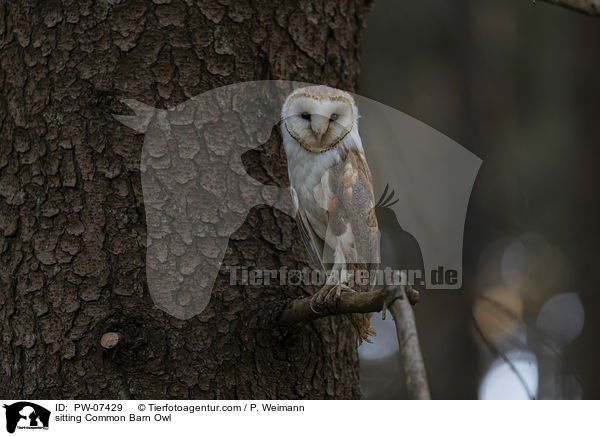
[281,85,380,343]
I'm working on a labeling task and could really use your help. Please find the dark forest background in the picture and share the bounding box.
[358,0,600,399]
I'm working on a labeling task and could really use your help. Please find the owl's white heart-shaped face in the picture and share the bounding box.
[282,85,356,153]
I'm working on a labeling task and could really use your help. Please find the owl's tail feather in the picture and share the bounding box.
[348,313,376,344]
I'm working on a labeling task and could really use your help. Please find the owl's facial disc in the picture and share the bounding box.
[282,90,355,153]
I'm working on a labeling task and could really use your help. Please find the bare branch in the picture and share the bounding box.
[278,285,419,325]
[278,284,430,399]
[389,293,431,400]
[537,0,600,16]
[279,288,391,325]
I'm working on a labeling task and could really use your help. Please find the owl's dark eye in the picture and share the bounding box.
[330,113,339,121]
[301,112,311,120]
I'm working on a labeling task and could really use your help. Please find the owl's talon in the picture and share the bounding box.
[323,284,340,309]
[340,284,356,294]
[310,284,340,314]
[309,299,322,315]
[334,287,342,305]
[309,286,327,314]
[310,283,361,314]
[337,284,346,305]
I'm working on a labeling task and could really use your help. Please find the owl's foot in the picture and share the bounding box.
[309,283,355,314]
[309,284,335,314]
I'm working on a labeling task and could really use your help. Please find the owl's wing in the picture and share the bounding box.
[315,147,380,291]
[290,187,326,272]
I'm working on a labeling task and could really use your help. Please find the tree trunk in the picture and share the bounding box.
[0,0,368,399]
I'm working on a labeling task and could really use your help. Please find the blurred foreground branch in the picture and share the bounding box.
[538,0,600,15]
[279,283,430,399]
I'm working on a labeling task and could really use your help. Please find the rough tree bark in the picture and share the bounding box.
[0,0,369,399]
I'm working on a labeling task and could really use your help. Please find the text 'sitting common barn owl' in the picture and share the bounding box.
[281,85,380,343]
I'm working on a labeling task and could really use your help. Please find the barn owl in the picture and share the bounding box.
[281,85,380,343]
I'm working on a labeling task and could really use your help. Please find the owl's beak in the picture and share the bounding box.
[311,115,329,145]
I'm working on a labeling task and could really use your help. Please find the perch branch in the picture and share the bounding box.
[537,0,600,15]
[279,283,430,399]
[280,287,391,325]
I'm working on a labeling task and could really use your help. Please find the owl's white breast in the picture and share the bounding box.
[281,126,364,240]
